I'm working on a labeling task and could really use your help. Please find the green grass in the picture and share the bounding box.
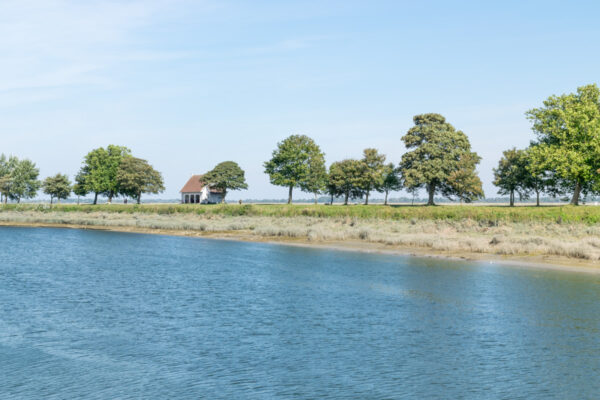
[2,203,600,224]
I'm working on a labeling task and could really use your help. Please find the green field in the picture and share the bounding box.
[2,203,600,224]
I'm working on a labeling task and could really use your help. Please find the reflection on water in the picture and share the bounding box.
[0,227,599,399]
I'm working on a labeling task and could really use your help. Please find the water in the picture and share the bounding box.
[0,227,599,399]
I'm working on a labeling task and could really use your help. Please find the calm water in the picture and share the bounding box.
[0,227,599,399]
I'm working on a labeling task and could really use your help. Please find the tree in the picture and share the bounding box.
[8,159,40,203]
[526,84,600,205]
[72,171,89,205]
[446,152,484,203]
[202,161,248,203]
[0,154,16,204]
[381,163,402,205]
[43,174,72,205]
[399,113,480,205]
[115,157,165,204]
[264,135,326,204]
[78,145,131,204]
[328,159,366,205]
[299,152,328,204]
[493,148,530,206]
[360,148,386,205]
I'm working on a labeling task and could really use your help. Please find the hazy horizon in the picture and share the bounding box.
[2,1,600,201]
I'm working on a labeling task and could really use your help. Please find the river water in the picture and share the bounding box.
[0,227,599,399]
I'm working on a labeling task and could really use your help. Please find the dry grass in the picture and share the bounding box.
[1,210,599,262]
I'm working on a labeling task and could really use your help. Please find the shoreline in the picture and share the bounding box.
[2,220,599,275]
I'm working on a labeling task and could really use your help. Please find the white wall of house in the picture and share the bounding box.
[181,187,224,204]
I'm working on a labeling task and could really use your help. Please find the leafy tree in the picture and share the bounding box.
[399,113,480,205]
[264,135,326,204]
[8,159,40,203]
[72,171,89,205]
[0,154,17,204]
[202,161,248,203]
[381,163,402,205]
[115,156,164,204]
[299,152,328,204]
[43,174,72,205]
[446,152,484,203]
[78,145,131,204]
[526,84,600,205]
[360,148,386,205]
[328,159,366,205]
[493,148,531,206]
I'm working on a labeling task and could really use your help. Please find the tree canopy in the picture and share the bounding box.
[78,145,131,204]
[493,148,532,206]
[526,84,600,205]
[328,159,366,205]
[0,156,40,203]
[42,174,72,205]
[399,113,480,205]
[202,161,248,202]
[115,156,165,204]
[359,148,386,205]
[446,152,484,203]
[381,163,402,205]
[264,135,326,204]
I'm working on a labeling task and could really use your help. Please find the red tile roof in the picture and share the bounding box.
[180,175,206,193]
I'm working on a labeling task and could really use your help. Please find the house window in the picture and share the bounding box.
[185,194,189,203]
[196,194,200,203]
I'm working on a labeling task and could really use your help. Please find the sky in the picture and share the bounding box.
[2,0,600,201]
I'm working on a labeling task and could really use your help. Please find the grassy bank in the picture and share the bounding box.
[2,203,600,224]
[1,204,600,264]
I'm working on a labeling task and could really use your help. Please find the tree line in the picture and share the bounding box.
[0,145,165,205]
[265,83,600,206]
[264,113,484,205]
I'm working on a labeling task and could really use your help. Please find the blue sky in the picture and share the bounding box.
[2,0,600,200]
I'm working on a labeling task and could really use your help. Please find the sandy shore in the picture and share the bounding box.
[2,219,599,275]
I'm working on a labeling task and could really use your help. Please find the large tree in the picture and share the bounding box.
[43,174,72,205]
[78,145,131,204]
[202,161,248,203]
[399,113,480,205]
[526,84,600,205]
[359,148,386,205]
[7,159,40,203]
[381,163,401,205]
[264,135,326,204]
[328,159,366,205]
[116,156,164,204]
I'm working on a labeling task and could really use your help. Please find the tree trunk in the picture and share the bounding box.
[314,192,318,205]
[571,181,581,205]
[50,196,53,205]
[364,191,369,205]
[222,190,227,204]
[287,186,293,204]
[384,190,389,206]
[330,193,334,205]
[536,190,540,207]
[93,193,98,205]
[510,189,514,207]
[344,192,349,205]
[427,183,435,206]
[137,192,141,204]
[77,196,80,205]
[107,192,113,205]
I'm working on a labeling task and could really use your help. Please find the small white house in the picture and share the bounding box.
[180,175,224,204]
